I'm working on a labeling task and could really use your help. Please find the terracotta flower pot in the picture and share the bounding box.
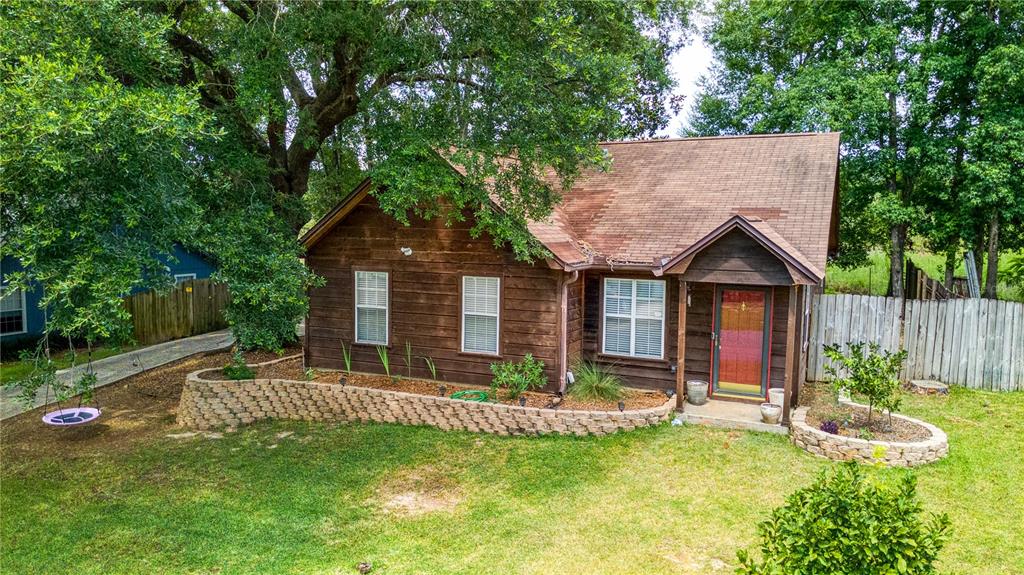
[760,402,782,424]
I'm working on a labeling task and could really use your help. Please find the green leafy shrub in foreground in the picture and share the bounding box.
[738,463,950,575]
[568,360,624,401]
[490,354,547,399]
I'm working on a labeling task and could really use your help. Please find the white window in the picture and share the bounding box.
[462,276,500,354]
[0,284,27,335]
[355,271,389,345]
[174,273,197,285]
[602,278,665,359]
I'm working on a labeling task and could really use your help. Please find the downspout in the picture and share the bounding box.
[558,269,580,394]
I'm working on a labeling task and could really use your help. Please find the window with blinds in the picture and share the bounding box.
[602,278,665,359]
[0,284,26,335]
[462,276,500,354]
[355,271,388,345]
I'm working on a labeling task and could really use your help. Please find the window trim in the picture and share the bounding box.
[173,273,197,285]
[601,277,666,360]
[353,269,390,346]
[460,275,501,357]
[0,283,28,336]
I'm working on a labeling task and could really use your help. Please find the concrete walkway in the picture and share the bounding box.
[1,329,235,421]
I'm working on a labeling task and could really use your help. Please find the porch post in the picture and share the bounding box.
[782,284,798,426]
[676,280,687,409]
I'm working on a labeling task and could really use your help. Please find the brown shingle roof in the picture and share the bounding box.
[531,133,839,278]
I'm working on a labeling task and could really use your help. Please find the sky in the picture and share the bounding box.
[659,33,715,137]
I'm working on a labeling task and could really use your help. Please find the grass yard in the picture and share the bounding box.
[0,343,140,385]
[1,353,1022,574]
[827,249,1023,301]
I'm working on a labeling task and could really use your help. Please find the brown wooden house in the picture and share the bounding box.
[300,133,840,423]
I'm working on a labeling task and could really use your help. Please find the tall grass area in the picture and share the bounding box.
[826,250,1023,301]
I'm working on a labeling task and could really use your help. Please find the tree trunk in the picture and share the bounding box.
[890,224,906,298]
[984,214,1000,299]
[944,249,955,289]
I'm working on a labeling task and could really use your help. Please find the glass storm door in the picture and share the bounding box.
[713,287,770,397]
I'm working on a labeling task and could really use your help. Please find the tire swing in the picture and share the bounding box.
[38,338,102,427]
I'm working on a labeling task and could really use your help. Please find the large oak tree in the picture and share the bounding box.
[2,0,693,349]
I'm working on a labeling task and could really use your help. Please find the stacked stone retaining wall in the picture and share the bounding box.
[790,402,948,467]
[178,359,675,436]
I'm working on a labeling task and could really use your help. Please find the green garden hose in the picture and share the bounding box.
[449,390,491,402]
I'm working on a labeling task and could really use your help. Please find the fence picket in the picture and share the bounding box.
[120,279,229,346]
[807,293,1023,391]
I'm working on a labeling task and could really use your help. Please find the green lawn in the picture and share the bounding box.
[0,344,138,385]
[2,388,1021,575]
[827,249,1023,301]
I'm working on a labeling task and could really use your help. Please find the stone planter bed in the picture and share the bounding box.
[178,355,675,436]
[791,396,948,467]
[238,356,669,412]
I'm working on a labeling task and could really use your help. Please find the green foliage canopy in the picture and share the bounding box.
[738,463,950,575]
[2,0,693,349]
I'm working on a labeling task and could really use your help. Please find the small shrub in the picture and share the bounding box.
[340,341,352,373]
[404,341,413,376]
[376,345,391,378]
[304,368,316,381]
[490,354,547,400]
[224,351,255,380]
[568,360,623,401]
[737,463,950,575]
[421,356,437,380]
[823,341,906,425]
[819,420,839,435]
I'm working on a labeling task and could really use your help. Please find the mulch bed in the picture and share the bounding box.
[1,344,303,462]
[215,357,669,412]
[801,382,931,442]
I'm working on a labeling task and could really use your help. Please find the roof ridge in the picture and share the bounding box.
[598,132,838,145]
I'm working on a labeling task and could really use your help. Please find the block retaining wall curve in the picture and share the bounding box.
[177,356,676,436]
[790,400,948,467]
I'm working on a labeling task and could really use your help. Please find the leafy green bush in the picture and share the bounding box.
[223,351,255,380]
[490,354,547,400]
[568,360,623,401]
[823,342,906,425]
[738,463,950,575]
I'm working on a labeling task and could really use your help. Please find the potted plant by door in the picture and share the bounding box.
[760,402,782,424]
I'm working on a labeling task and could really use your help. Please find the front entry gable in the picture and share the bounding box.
[660,216,822,285]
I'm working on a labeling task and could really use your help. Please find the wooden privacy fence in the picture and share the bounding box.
[123,279,229,346]
[807,293,1024,391]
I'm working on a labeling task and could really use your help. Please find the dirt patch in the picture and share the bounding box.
[0,344,301,463]
[376,464,462,516]
[238,357,669,412]
[801,382,931,442]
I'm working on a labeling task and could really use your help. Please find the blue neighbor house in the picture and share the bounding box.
[0,246,216,346]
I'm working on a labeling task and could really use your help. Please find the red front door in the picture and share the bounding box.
[713,287,770,397]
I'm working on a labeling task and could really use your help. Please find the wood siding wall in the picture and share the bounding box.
[581,271,679,390]
[305,196,563,387]
[578,274,795,392]
[681,229,793,285]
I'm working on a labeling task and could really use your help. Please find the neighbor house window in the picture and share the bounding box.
[0,284,26,335]
[355,271,388,345]
[602,278,665,359]
[173,273,197,285]
[462,276,500,354]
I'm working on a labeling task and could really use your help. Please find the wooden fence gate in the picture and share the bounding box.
[807,293,1024,391]
[122,279,229,346]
